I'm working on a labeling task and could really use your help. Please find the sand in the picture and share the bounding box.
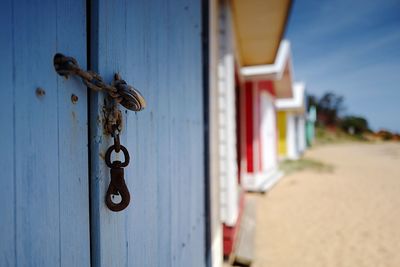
[252,142,400,267]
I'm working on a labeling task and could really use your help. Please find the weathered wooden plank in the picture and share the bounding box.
[125,2,160,264]
[89,1,129,266]
[56,1,91,266]
[232,198,256,266]
[0,0,90,266]
[151,3,173,265]
[0,1,16,266]
[169,2,186,264]
[13,0,60,264]
[90,0,206,266]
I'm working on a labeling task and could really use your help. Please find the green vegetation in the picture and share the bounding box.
[280,158,334,174]
[339,115,369,135]
[315,125,368,145]
[307,92,370,132]
[307,92,374,144]
[309,92,345,126]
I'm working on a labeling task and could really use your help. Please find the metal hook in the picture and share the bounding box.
[105,163,131,212]
[105,145,131,212]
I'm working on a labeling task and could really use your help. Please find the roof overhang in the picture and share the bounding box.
[231,0,292,66]
[241,40,294,99]
[276,82,306,114]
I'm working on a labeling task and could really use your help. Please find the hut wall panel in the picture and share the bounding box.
[89,0,206,266]
[0,0,90,266]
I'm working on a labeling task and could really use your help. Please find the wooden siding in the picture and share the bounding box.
[218,0,239,228]
[89,0,206,266]
[0,0,90,266]
[209,1,224,266]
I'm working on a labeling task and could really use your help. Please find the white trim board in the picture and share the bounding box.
[276,82,306,112]
[240,40,291,79]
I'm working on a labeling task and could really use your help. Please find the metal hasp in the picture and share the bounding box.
[53,53,146,111]
[53,53,146,212]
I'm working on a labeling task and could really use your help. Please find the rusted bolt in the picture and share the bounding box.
[36,88,46,97]
[71,94,79,104]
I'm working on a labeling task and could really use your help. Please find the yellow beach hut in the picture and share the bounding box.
[276,82,307,159]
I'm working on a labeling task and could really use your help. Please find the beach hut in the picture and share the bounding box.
[276,82,307,160]
[216,0,293,261]
[238,40,294,192]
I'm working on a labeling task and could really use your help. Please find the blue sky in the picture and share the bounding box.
[285,0,400,132]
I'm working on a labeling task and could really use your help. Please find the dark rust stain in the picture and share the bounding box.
[36,87,46,97]
[71,94,79,104]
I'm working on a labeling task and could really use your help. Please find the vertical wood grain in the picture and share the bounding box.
[0,0,90,266]
[0,0,16,266]
[90,0,206,266]
[56,1,91,266]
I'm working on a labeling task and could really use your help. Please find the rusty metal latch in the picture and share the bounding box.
[105,131,131,212]
[53,53,146,111]
[53,53,146,212]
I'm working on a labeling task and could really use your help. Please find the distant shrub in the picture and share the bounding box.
[339,116,369,135]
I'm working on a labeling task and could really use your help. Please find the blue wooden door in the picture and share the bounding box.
[1,0,206,266]
[0,0,90,266]
[89,1,207,266]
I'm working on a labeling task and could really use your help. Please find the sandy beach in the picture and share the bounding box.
[252,142,400,267]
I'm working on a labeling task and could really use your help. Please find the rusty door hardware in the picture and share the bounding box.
[53,53,146,111]
[105,131,131,212]
[53,53,146,212]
